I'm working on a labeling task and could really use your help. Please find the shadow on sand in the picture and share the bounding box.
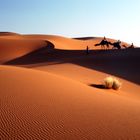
[4,46,140,85]
[89,84,106,89]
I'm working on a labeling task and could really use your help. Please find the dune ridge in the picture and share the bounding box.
[24,34,129,50]
[0,32,21,36]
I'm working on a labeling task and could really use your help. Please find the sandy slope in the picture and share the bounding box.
[0,32,129,64]
[24,34,91,50]
[35,63,140,100]
[0,37,46,63]
[7,46,139,100]
[1,65,140,140]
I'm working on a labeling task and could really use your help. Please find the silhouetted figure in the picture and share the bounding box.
[103,36,107,41]
[129,43,134,48]
[122,43,135,49]
[86,46,89,55]
[95,37,110,50]
[109,40,121,49]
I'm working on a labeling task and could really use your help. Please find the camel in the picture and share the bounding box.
[123,43,135,49]
[95,40,110,50]
[109,40,121,49]
[95,38,122,50]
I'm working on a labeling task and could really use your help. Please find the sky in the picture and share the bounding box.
[0,0,140,46]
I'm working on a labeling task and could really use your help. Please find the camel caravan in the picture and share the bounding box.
[95,37,135,50]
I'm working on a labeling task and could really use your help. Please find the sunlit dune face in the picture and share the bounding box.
[0,65,140,139]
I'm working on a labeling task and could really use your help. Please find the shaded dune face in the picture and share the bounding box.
[0,38,54,64]
[1,65,140,140]
[5,45,140,85]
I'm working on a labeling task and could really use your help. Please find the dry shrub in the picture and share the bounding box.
[103,76,121,90]
[112,78,122,90]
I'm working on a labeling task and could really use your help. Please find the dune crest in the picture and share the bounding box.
[0,38,47,63]
[24,34,129,50]
[0,32,21,36]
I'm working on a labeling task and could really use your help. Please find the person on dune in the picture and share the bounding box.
[86,46,89,55]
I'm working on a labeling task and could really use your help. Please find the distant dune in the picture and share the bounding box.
[24,34,129,50]
[24,34,89,50]
[0,32,140,139]
[0,32,130,64]
[0,32,21,36]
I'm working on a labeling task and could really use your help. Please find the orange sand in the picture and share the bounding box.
[0,32,140,139]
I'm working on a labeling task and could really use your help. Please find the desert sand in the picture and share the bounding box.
[0,32,140,140]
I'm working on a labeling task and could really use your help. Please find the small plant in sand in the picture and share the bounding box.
[103,76,121,90]
[112,78,122,90]
[103,76,114,89]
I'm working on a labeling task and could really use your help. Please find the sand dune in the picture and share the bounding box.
[6,46,140,85]
[24,34,90,50]
[0,33,129,64]
[0,32,21,36]
[0,37,47,64]
[27,48,139,100]
[35,63,140,100]
[1,33,140,139]
[1,65,140,140]
[0,32,23,39]
[24,34,129,50]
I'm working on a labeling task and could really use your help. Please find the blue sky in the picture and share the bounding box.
[0,0,140,46]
